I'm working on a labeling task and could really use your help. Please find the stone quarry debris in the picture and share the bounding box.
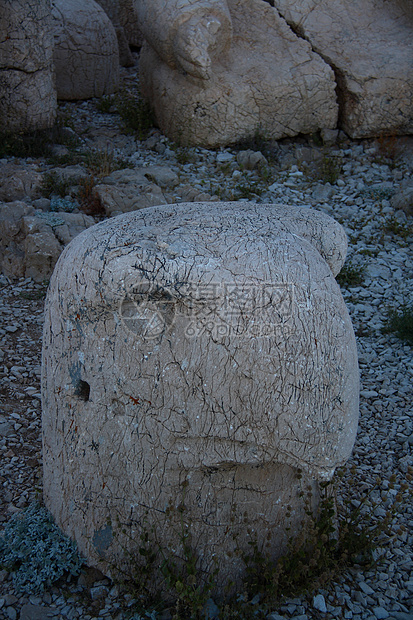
[42,202,359,593]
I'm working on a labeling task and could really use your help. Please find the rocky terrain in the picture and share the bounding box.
[0,61,412,619]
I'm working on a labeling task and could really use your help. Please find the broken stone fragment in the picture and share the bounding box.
[93,168,168,216]
[272,0,413,138]
[42,201,359,594]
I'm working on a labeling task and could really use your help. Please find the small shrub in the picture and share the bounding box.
[382,217,413,240]
[0,502,83,594]
[77,175,105,217]
[382,304,413,345]
[50,196,77,212]
[0,130,53,159]
[105,468,410,618]
[361,186,395,201]
[336,260,366,287]
[232,128,279,163]
[95,95,116,114]
[40,171,72,199]
[35,212,66,229]
[174,146,198,165]
[316,153,342,184]
[115,90,154,138]
[242,472,407,608]
[375,132,399,162]
[0,109,79,159]
[232,178,264,200]
[84,148,132,178]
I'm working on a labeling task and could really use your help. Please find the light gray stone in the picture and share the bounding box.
[312,183,335,203]
[0,203,94,281]
[236,150,268,170]
[313,594,327,613]
[0,0,57,133]
[24,231,62,282]
[391,185,413,216]
[0,164,43,202]
[137,0,338,146]
[272,0,413,138]
[93,168,168,215]
[0,417,14,437]
[42,202,358,596]
[143,165,180,189]
[52,212,96,246]
[51,0,120,100]
[20,604,55,620]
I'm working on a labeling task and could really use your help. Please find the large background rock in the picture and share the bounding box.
[271,0,413,138]
[0,204,95,281]
[0,0,57,133]
[139,0,338,146]
[42,202,358,593]
[51,0,120,100]
[95,0,143,66]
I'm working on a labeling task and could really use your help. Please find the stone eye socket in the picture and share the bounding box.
[76,380,90,402]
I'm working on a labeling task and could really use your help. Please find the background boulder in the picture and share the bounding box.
[51,0,120,100]
[0,0,57,133]
[271,0,413,138]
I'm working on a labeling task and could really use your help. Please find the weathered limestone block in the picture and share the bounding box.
[137,0,338,146]
[0,205,95,281]
[93,168,168,216]
[0,0,57,133]
[95,0,143,66]
[0,163,43,202]
[51,0,120,100]
[0,202,35,280]
[42,202,359,593]
[271,0,413,138]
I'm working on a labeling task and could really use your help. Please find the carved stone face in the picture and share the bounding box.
[42,202,359,589]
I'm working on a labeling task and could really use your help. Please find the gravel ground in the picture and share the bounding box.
[0,64,412,620]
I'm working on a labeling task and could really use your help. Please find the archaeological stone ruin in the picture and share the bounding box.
[0,0,57,133]
[1,0,412,142]
[42,202,359,592]
[136,0,339,146]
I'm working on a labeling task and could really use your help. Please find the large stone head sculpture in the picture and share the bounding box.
[42,202,358,592]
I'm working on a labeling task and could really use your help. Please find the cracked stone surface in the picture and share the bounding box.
[137,0,338,146]
[271,0,413,138]
[95,0,143,66]
[0,0,57,133]
[42,202,359,592]
[51,0,120,100]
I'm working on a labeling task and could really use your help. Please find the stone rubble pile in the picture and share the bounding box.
[0,68,412,619]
